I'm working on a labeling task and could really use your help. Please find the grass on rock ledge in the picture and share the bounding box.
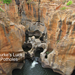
[66,1,73,6]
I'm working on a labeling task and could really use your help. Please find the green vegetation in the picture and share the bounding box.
[1,0,12,5]
[0,8,4,12]
[0,3,3,5]
[46,52,49,54]
[66,1,73,6]
[60,7,66,10]
[57,40,59,43]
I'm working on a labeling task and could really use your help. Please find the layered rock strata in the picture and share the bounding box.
[19,0,75,75]
[0,0,75,75]
[0,9,25,75]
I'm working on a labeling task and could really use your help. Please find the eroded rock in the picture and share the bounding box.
[40,10,75,75]
[0,12,25,75]
[22,22,48,58]
[0,0,75,75]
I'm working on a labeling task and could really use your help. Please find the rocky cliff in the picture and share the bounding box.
[0,5,25,75]
[0,0,75,75]
[18,0,75,75]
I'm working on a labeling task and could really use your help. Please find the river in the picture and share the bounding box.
[12,59,61,75]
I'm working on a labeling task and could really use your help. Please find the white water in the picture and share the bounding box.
[30,61,38,69]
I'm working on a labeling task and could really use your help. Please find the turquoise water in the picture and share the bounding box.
[12,59,61,75]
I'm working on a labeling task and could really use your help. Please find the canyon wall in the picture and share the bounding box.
[0,0,75,75]
[18,0,75,75]
[0,4,25,75]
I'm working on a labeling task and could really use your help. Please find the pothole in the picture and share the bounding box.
[45,54,47,58]
[34,47,44,57]
[12,69,21,75]
[22,43,32,52]
[33,30,41,38]
[22,22,47,59]
[71,69,75,75]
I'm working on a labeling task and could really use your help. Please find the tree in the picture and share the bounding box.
[2,0,12,5]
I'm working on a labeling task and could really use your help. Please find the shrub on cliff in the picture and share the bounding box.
[60,7,66,10]
[66,1,73,6]
[1,0,12,5]
[57,40,59,43]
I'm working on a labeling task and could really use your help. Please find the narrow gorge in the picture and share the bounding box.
[0,0,75,75]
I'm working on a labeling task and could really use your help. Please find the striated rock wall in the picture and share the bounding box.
[18,0,75,75]
[16,0,75,75]
[0,0,75,75]
[0,0,20,24]
[40,7,75,75]
[0,8,25,75]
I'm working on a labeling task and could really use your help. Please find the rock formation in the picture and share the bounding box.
[0,0,75,75]
[0,7,25,75]
[40,5,75,75]
[19,0,75,75]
